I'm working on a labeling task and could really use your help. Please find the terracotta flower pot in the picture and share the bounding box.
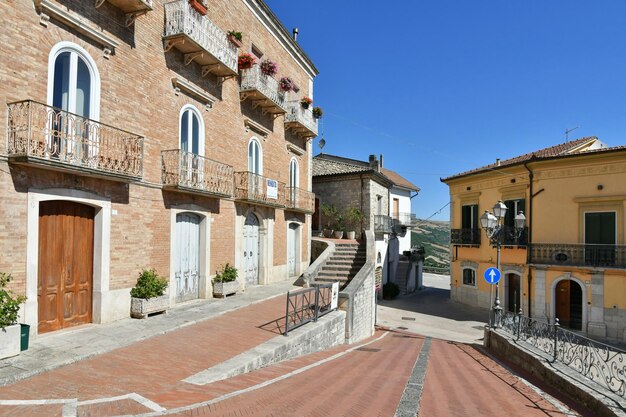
[228,35,243,48]
[189,0,207,16]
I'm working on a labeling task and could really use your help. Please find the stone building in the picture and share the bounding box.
[442,137,626,342]
[312,153,419,288]
[0,0,318,337]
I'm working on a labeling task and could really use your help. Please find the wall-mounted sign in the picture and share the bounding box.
[266,179,278,199]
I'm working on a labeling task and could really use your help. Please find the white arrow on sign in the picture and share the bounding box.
[488,269,497,283]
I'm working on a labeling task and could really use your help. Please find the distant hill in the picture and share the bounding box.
[410,220,450,271]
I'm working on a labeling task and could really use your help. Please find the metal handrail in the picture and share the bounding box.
[286,186,315,213]
[499,311,626,396]
[161,149,234,197]
[530,243,626,268]
[284,283,335,336]
[234,171,286,206]
[451,228,481,245]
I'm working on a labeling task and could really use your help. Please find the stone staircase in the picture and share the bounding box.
[395,259,410,294]
[314,242,367,289]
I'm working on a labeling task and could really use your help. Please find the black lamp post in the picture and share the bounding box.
[480,200,526,328]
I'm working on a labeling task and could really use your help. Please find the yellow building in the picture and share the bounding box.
[442,137,626,342]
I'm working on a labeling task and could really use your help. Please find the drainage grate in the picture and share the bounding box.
[397,326,409,330]
[356,347,382,352]
[401,317,416,321]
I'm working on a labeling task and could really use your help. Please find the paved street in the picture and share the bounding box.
[0,276,592,416]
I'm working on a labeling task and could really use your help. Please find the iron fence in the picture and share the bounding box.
[451,228,481,245]
[284,283,335,336]
[499,311,626,396]
[161,149,234,197]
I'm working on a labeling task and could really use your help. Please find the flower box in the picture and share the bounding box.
[130,294,169,319]
[189,0,207,16]
[228,34,243,48]
[213,280,239,298]
[0,324,20,360]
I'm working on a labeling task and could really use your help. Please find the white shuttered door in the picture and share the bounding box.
[175,213,200,302]
[244,213,259,285]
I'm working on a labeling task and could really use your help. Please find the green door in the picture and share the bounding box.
[585,212,616,266]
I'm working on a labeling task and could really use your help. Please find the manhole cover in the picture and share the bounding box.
[401,317,416,321]
[356,347,381,352]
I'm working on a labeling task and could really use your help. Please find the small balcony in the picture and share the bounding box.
[234,171,286,208]
[451,228,481,246]
[284,102,318,138]
[286,187,315,213]
[500,226,528,246]
[239,66,288,115]
[163,0,238,77]
[7,100,143,182]
[391,212,414,227]
[161,149,234,198]
[97,0,153,26]
[374,215,393,234]
[530,243,626,269]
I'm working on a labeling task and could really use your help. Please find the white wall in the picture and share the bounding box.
[389,186,413,253]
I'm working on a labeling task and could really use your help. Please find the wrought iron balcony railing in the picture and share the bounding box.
[284,102,318,138]
[234,171,286,207]
[391,212,415,227]
[161,149,234,198]
[530,243,626,269]
[6,100,144,181]
[286,187,315,213]
[374,215,393,233]
[451,228,481,245]
[163,0,238,76]
[499,226,528,246]
[239,66,288,114]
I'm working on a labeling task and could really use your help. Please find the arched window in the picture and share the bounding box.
[48,42,100,120]
[180,105,204,156]
[289,158,299,189]
[248,138,262,175]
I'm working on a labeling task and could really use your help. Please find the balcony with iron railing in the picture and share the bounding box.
[239,66,288,115]
[451,228,481,246]
[234,171,286,208]
[161,149,234,198]
[6,100,144,181]
[391,212,414,227]
[286,187,315,213]
[163,0,238,77]
[284,102,318,138]
[374,215,393,234]
[530,243,626,269]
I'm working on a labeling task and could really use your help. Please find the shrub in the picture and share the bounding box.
[382,282,400,299]
[213,263,238,283]
[130,269,168,299]
[0,273,26,329]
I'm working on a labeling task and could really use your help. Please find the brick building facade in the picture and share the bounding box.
[0,0,318,336]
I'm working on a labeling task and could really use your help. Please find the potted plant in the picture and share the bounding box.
[213,263,239,298]
[345,207,364,240]
[320,203,338,238]
[333,211,344,239]
[260,59,278,77]
[227,30,243,48]
[189,0,208,16]
[279,76,295,92]
[312,106,323,119]
[238,53,256,71]
[130,269,169,319]
[382,282,400,300]
[300,96,313,109]
[0,272,26,359]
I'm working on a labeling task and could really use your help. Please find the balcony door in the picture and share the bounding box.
[461,204,479,244]
[585,212,616,266]
[48,43,99,162]
[248,138,263,197]
[392,198,400,220]
[180,106,204,187]
[289,158,298,207]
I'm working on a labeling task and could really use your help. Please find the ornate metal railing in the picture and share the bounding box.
[161,149,234,197]
[286,187,315,213]
[284,283,335,336]
[374,215,393,233]
[6,100,143,180]
[163,0,237,74]
[530,243,626,269]
[500,225,528,246]
[284,101,318,136]
[239,66,287,112]
[499,311,626,396]
[391,212,414,227]
[234,171,286,207]
[451,228,481,245]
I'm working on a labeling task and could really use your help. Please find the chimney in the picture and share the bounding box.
[292,27,299,42]
[379,154,384,168]
[496,158,501,166]
[368,154,380,172]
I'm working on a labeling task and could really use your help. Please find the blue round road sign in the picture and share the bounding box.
[484,267,501,284]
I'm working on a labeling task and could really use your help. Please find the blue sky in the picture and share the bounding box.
[265,1,626,221]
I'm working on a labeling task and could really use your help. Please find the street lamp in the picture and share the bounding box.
[480,200,526,328]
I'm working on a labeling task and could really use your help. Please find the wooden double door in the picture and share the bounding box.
[38,201,94,333]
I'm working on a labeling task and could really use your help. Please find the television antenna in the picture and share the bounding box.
[565,126,579,142]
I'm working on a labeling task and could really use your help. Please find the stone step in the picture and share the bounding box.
[330,256,366,262]
[326,260,365,266]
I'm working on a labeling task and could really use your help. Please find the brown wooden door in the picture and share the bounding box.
[38,201,94,333]
[393,198,400,219]
[555,280,571,328]
[507,274,520,313]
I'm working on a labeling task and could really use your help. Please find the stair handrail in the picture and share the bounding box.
[297,237,336,287]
